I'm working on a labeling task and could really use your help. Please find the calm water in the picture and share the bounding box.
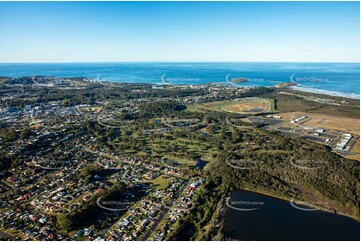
[196,158,207,170]
[0,62,359,99]
[224,190,360,241]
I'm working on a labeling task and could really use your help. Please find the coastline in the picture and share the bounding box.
[1,64,360,100]
[140,81,361,101]
[289,85,360,100]
[157,81,360,100]
[232,188,360,222]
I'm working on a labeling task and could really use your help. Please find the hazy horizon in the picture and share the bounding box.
[0,61,360,64]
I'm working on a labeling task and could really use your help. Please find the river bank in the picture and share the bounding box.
[223,189,360,241]
[234,187,359,222]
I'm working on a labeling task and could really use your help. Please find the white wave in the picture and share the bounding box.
[290,85,360,100]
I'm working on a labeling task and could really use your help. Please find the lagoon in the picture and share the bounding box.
[224,190,360,241]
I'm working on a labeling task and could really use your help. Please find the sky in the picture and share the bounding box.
[0,1,359,62]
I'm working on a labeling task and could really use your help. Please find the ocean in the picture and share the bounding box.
[0,62,359,99]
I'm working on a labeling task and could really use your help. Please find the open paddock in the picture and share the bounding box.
[303,115,360,135]
[271,112,359,160]
[276,112,359,135]
[347,138,360,160]
[221,98,272,114]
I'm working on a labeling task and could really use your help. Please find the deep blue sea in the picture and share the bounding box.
[0,62,359,99]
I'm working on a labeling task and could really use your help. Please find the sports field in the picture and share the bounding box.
[221,98,273,114]
[187,98,274,114]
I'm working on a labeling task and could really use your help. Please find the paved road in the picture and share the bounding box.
[86,148,187,180]
[141,181,189,241]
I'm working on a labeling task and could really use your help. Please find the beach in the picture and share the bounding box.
[0,62,359,99]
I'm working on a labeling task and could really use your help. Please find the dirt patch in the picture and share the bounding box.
[222,99,270,114]
[277,111,359,135]
[302,115,359,135]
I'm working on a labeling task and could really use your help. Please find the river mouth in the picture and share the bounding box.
[224,190,360,241]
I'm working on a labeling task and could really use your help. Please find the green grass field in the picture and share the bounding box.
[150,175,172,190]
[187,98,274,114]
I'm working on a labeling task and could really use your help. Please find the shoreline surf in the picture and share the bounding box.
[0,62,359,99]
